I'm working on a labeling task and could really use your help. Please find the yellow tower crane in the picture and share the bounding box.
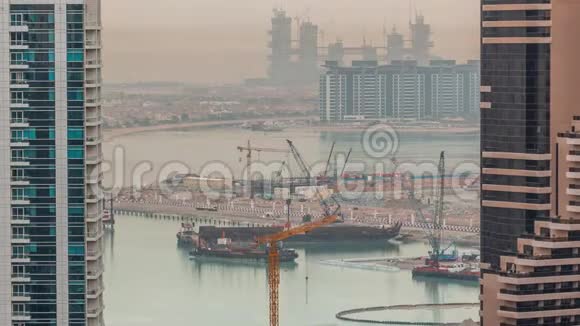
[254,139,341,326]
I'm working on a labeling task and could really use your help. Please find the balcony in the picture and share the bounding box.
[85,40,101,49]
[11,215,30,225]
[86,98,101,107]
[567,201,580,213]
[86,192,100,204]
[87,249,102,261]
[86,59,102,68]
[11,234,30,244]
[87,265,104,280]
[11,197,30,205]
[12,311,31,321]
[86,116,102,127]
[87,285,105,299]
[87,304,104,318]
[567,184,580,196]
[86,79,101,88]
[500,287,580,296]
[11,256,30,264]
[11,273,31,283]
[10,80,28,89]
[87,172,103,185]
[11,176,29,186]
[10,44,29,50]
[86,136,102,146]
[568,151,580,162]
[9,25,28,32]
[86,210,103,222]
[10,139,30,147]
[10,117,29,128]
[10,158,29,167]
[500,303,580,313]
[12,294,31,302]
[567,168,580,179]
[86,154,102,165]
[516,252,580,261]
[86,229,104,241]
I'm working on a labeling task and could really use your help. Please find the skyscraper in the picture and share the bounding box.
[480,1,580,325]
[0,0,104,325]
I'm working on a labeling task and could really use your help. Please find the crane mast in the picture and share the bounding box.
[255,214,340,326]
[405,151,446,267]
[237,140,289,198]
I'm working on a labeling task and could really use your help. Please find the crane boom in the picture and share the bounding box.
[286,139,311,179]
[285,139,340,216]
[256,214,340,326]
[322,141,335,177]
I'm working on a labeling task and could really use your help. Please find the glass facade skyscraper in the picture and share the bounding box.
[480,1,580,325]
[0,1,104,325]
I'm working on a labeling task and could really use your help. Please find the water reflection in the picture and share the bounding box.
[103,215,478,326]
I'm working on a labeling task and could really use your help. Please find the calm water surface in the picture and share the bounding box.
[103,215,479,326]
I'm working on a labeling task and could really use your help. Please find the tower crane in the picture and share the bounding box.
[255,213,340,326]
[256,140,342,326]
[237,140,290,198]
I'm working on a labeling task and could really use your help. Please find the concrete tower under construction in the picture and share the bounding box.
[298,21,319,82]
[268,9,292,84]
[410,14,433,65]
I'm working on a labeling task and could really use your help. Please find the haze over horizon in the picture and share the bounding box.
[103,0,480,85]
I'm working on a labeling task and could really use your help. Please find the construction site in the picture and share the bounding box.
[265,8,435,85]
[110,137,481,326]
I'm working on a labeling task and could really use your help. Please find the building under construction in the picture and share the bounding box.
[267,9,435,85]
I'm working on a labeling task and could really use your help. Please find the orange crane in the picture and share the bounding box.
[255,213,340,326]
[254,139,341,326]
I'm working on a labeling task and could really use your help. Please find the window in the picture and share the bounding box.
[12,265,26,278]
[10,32,26,46]
[11,188,26,201]
[10,52,25,65]
[10,13,25,26]
[12,284,27,297]
[11,91,25,104]
[10,111,25,124]
[12,303,27,316]
[12,208,28,222]
[11,149,25,162]
[12,246,27,259]
[11,168,25,181]
[11,130,26,142]
[10,72,25,85]
[12,227,27,240]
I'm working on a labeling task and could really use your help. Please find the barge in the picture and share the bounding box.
[190,246,298,263]
[197,222,402,244]
[412,263,479,282]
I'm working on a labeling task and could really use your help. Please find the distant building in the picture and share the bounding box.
[319,60,480,122]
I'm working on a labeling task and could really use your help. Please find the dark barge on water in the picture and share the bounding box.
[190,246,298,263]
[196,222,402,244]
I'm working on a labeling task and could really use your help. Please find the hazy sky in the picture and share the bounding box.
[102,0,480,84]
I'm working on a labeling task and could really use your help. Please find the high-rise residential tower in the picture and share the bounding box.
[480,1,580,325]
[0,0,104,325]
